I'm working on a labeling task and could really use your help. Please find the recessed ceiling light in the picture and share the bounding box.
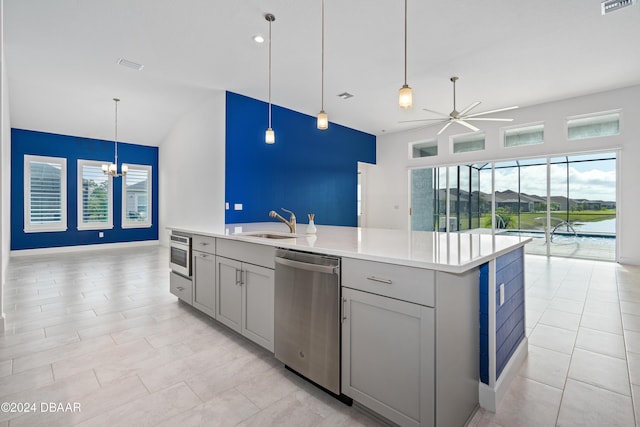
[337,92,354,99]
[117,58,144,71]
[253,35,265,43]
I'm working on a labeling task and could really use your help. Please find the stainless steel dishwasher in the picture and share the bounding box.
[274,248,350,403]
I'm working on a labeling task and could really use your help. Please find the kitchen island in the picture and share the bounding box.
[167,223,531,427]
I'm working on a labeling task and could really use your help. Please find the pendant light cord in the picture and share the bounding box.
[403,0,407,86]
[268,16,273,128]
[321,0,325,111]
[114,98,119,166]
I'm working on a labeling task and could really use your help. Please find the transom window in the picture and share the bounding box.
[567,111,620,140]
[503,123,544,148]
[452,133,485,154]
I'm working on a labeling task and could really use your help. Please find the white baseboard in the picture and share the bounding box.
[618,257,640,266]
[479,337,528,412]
[11,240,160,257]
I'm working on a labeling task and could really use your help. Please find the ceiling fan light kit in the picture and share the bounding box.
[399,76,518,135]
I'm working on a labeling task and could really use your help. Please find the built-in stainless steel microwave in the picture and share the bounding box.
[169,233,191,277]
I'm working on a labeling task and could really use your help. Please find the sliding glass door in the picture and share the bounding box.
[410,151,617,261]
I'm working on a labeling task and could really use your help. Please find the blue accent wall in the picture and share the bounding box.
[225,92,376,226]
[11,128,159,250]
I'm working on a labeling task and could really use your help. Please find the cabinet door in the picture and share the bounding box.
[192,251,215,317]
[342,288,435,427]
[242,263,275,352]
[215,256,242,333]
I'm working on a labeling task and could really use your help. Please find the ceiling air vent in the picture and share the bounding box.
[337,92,354,99]
[117,58,144,71]
[601,0,635,15]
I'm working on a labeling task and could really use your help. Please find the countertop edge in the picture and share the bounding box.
[167,225,531,274]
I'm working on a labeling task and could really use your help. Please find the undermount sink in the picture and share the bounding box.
[236,231,302,239]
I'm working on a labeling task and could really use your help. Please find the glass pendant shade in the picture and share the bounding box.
[399,84,413,109]
[265,127,275,144]
[317,111,328,130]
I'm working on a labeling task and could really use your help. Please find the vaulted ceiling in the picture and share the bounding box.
[4,0,640,146]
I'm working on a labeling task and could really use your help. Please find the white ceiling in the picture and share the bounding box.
[4,0,640,146]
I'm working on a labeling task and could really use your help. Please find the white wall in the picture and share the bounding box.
[367,85,640,264]
[0,0,9,330]
[158,91,226,246]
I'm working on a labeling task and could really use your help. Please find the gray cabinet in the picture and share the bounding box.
[192,250,216,317]
[215,256,242,331]
[170,272,193,305]
[341,287,435,427]
[215,254,275,352]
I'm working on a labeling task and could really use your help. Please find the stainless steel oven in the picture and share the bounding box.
[169,233,191,277]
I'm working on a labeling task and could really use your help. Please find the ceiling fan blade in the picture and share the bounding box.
[437,121,453,135]
[458,101,481,116]
[465,105,519,118]
[421,108,449,117]
[398,118,447,124]
[457,120,480,132]
[463,117,514,122]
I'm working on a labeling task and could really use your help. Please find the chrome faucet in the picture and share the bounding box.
[269,208,296,234]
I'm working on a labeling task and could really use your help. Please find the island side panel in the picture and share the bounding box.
[435,267,480,427]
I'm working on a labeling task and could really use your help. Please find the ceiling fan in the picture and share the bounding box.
[399,76,519,135]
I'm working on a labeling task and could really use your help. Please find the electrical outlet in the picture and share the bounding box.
[234,203,243,211]
[225,202,229,210]
[499,283,505,306]
[99,231,104,238]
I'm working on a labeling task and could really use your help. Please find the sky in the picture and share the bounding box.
[477,157,616,201]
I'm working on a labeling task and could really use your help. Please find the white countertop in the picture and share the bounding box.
[168,222,531,274]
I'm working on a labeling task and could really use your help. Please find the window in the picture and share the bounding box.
[122,164,152,228]
[453,133,485,154]
[567,111,620,140]
[410,140,438,158]
[24,155,67,233]
[77,160,113,230]
[503,123,544,148]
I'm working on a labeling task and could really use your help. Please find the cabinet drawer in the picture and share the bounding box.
[193,235,216,254]
[170,272,193,305]
[342,258,435,307]
[217,238,275,269]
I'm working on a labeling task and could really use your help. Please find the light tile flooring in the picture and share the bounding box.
[0,246,639,426]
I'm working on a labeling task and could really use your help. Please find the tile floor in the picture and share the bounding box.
[0,246,639,426]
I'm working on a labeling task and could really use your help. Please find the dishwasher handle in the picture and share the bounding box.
[275,256,340,275]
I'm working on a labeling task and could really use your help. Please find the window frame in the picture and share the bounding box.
[451,132,486,154]
[24,154,68,233]
[121,163,152,229]
[502,122,545,148]
[409,139,438,159]
[77,159,114,231]
[566,110,621,141]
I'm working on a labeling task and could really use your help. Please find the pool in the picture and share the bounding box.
[499,230,616,247]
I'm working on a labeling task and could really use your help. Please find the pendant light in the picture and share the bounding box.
[102,98,128,177]
[317,0,328,130]
[265,13,276,144]
[398,0,412,109]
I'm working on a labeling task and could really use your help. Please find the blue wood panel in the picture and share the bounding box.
[479,262,490,385]
[495,248,525,380]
